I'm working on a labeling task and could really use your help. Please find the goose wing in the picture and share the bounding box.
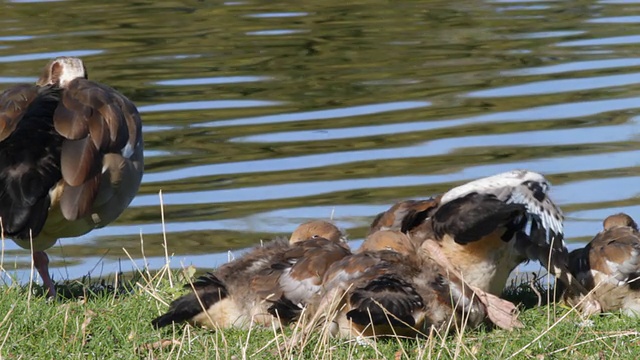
[53,78,143,222]
[441,170,564,248]
[0,84,62,238]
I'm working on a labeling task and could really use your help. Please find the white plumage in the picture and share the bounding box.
[441,169,564,246]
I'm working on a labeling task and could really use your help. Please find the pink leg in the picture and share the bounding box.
[33,251,56,298]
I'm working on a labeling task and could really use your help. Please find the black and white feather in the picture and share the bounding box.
[440,170,565,249]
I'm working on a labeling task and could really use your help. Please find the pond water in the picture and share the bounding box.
[1,0,640,284]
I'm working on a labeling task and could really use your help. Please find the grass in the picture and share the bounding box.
[0,195,638,359]
[0,264,639,360]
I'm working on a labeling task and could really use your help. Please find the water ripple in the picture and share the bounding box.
[245,12,309,18]
[0,50,103,63]
[3,0,640,283]
[140,148,640,207]
[196,101,431,127]
[557,34,640,46]
[231,98,640,143]
[467,72,640,97]
[138,100,284,113]
[502,58,640,75]
[155,75,273,86]
[587,16,640,23]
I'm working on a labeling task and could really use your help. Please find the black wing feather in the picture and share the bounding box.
[433,193,527,244]
[151,273,228,329]
[0,86,63,238]
[346,275,422,327]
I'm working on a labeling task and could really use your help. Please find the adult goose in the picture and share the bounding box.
[0,56,144,297]
[373,170,590,300]
[151,220,350,330]
[562,213,640,316]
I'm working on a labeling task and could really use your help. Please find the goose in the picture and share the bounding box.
[283,230,516,343]
[374,170,590,300]
[0,56,143,297]
[151,220,349,330]
[263,229,352,324]
[561,213,640,316]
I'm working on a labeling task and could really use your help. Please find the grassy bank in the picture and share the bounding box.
[0,266,639,360]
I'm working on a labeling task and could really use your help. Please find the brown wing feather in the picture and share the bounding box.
[52,95,89,140]
[60,137,101,187]
[59,175,101,221]
[274,238,351,303]
[113,93,140,152]
[54,78,140,221]
[287,239,351,284]
[251,267,284,301]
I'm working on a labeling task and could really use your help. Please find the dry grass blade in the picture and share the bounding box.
[0,303,13,329]
[28,230,34,308]
[158,190,173,288]
[80,309,96,346]
[138,339,182,352]
[422,239,522,330]
[507,280,608,360]
[0,218,4,273]
[548,331,640,356]
[0,322,12,355]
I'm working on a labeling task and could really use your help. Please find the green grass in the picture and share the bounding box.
[1,266,640,360]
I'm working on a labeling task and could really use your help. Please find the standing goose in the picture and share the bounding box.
[562,213,640,316]
[151,220,349,330]
[0,56,144,297]
[377,170,589,299]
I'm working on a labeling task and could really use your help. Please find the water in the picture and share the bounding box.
[1,0,640,284]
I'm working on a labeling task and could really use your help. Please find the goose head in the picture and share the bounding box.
[36,56,87,88]
[289,220,345,244]
[603,213,638,231]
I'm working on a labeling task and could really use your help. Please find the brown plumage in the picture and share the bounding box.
[358,229,417,255]
[369,198,441,248]
[372,194,529,295]
[264,235,351,323]
[369,199,440,235]
[368,197,523,324]
[287,230,502,341]
[426,192,530,295]
[0,57,143,297]
[373,170,589,302]
[151,220,349,330]
[561,213,640,316]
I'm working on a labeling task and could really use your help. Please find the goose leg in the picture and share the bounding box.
[33,251,56,298]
